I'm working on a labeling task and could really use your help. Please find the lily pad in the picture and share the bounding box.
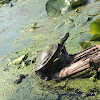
[87,6,100,16]
[74,13,89,25]
[90,34,100,41]
[46,0,70,17]
[79,42,92,50]
[90,19,100,35]
[71,0,88,8]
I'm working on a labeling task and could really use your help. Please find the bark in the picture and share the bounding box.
[56,45,100,79]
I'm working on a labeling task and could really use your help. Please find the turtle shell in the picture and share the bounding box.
[34,43,61,71]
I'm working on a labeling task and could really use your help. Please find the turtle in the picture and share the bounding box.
[34,32,69,73]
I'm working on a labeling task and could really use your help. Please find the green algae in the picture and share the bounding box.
[1,45,99,100]
[1,44,99,100]
[0,0,13,5]
[0,0,100,100]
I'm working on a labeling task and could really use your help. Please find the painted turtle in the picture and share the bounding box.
[34,32,69,72]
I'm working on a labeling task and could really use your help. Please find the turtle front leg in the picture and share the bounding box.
[59,46,70,63]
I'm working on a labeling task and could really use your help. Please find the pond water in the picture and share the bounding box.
[0,0,94,55]
[0,0,100,100]
[0,0,48,55]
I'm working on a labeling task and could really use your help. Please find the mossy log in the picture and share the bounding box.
[36,45,100,80]
[57,45,100,80]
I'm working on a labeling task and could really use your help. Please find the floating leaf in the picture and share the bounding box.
[7,54,28,66]
[90,19,100,35]
[90,34,100,41]
[46,0,70,17]
[87,6,100,16]
[71,0,88,8]
[46,0,89,17]
[79,42,92,50]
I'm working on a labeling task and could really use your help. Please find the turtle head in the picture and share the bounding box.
[60,32,69,45]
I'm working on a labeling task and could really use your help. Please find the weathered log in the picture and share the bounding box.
[57,45,100,79]
[36,45,100,80]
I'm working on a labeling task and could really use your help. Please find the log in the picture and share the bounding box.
[36,45,100,80]
[57,45,100,79]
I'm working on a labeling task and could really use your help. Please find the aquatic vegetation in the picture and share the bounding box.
[87,6,100,16]
[71,0,88,8]
[46,0,70,17]
[90,19,100,35]
[0,0,11,4]
[89,19,100,45]
[79,42,92,50]
[7,54,28,66]
[90,34,100,41]
[0,0,100,100]
[0,0,17,6]
[46,0,88,17]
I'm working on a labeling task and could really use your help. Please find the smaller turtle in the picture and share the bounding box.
[34,32,69,73]
[14,74,29,84]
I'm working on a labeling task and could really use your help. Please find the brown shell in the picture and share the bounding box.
[34,43,61,71]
